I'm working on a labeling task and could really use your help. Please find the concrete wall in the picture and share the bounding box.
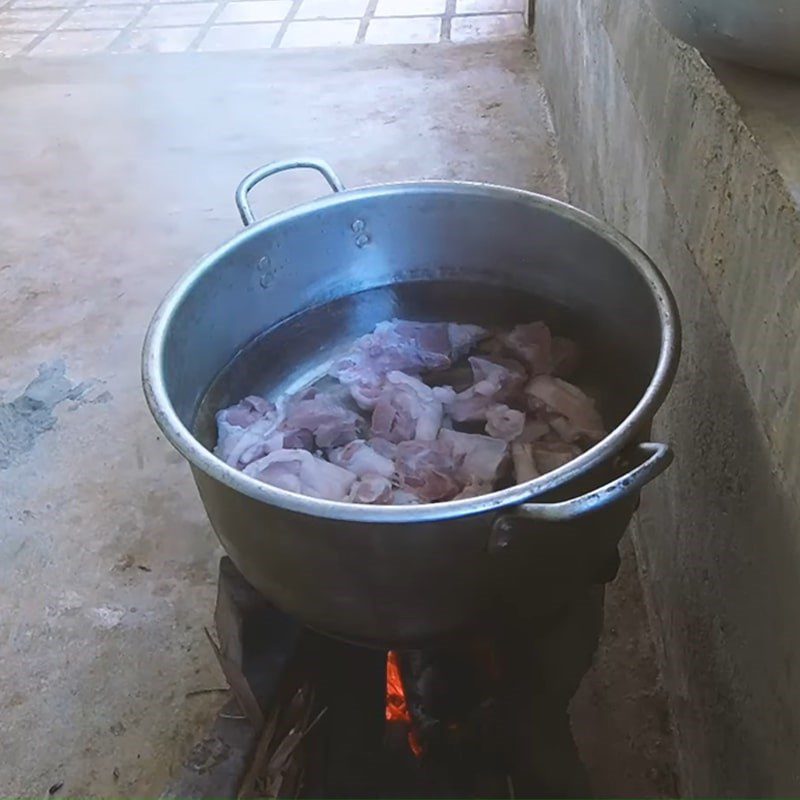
[535,1,800,795]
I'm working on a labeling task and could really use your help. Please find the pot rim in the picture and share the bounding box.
[142,180,680,523]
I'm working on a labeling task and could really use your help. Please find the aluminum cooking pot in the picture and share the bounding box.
[142,159,681,647]
[649,0,800,78]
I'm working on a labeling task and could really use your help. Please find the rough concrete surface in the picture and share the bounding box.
[536,0,800,794]
[0,39,677,797]
[572,538,679,798]
[600,2,800,502]
[709,58,800,206]
[0,41,520,796]
[0,359,98,469]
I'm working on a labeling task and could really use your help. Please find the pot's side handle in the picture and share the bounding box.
[492,442,672,535]
[235,159,346,226]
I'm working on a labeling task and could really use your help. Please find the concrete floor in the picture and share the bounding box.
[0,40,673,796]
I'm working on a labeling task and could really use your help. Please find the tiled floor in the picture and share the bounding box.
[0,0,526,55]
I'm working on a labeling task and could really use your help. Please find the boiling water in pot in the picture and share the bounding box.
[194,281,631,500]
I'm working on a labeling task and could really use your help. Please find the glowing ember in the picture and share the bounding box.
[385,651,423,757]
[385,651,409,722]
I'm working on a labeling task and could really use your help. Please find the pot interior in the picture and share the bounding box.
[156,186,668,465]
[194,279,648,457]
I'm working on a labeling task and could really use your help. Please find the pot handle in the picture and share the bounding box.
[235,158,346,226]
[492,442,672,533]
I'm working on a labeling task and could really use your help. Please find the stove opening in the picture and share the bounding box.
[191,558,601,799]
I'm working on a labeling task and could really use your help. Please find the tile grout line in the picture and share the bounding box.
[186,0,227,51]
[269,0,300,48]
[441,0,455,41]
[17,0,89,55]
[355,0,376,44]
[107,1,162,53]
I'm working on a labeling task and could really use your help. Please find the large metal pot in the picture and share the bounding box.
[142,159,680,648]
[649,0,800,78]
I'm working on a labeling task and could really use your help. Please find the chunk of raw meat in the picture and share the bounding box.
[526,375,605,442]
[442,357,526,422]
[447,323,489,357]
[519,417,550,443]
[439,429,508,485]
[219,420,284,469]
[531,441,583,474]
[502,322,552,375]
[512,440,582,480]
[282,392,362,449]
[220,395,274,428]
[347,382,384,411]
[550,336,581,377]
[368,437,398,459]
[371,371,445,443]
[222,421,315,463]
[485,404,526,441]
[215,397,284,469]
[348,474,394,504]
[392,489,423,505]
[421,364,475,391]
[549,415,605,444]
[243,449,356,501]
[217,317,602,506]
[394,440,460,502]
[329,440,395,478]
[475,335,508,359]
[329,320,487,396]
[281,428,315,451]
[511,443,540,483]
[453,481,494,499]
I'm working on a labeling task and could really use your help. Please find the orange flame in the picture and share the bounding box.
[385,651,423,757]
